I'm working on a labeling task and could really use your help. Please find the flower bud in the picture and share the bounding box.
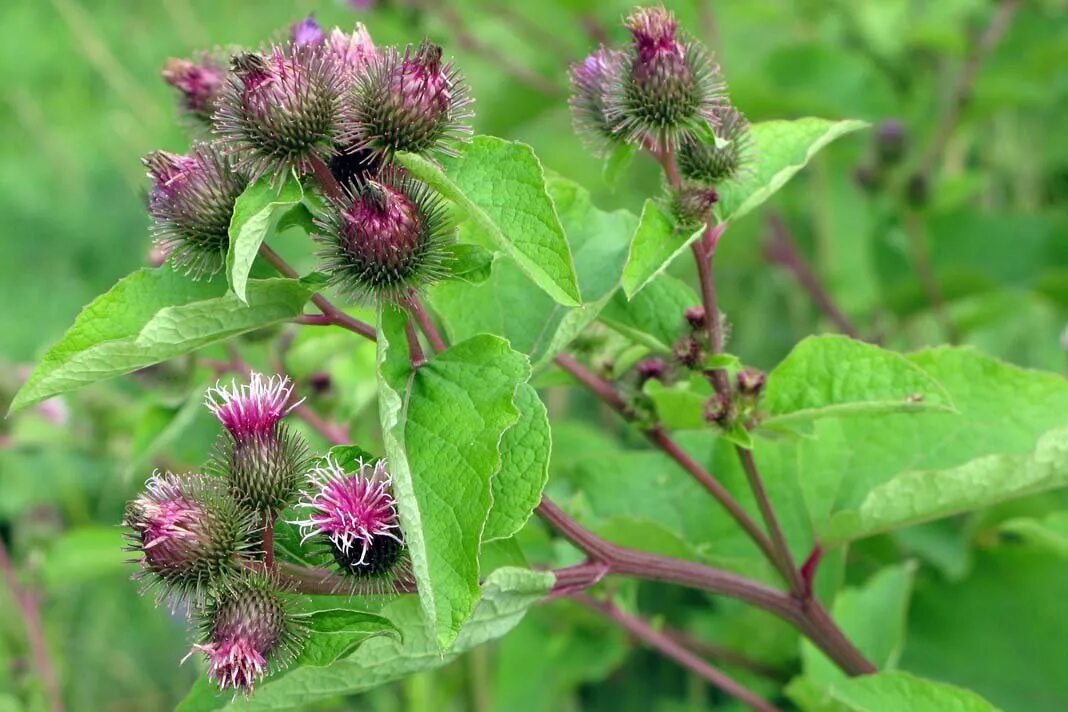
[703,391,732,425]
[207,374,310,514]
[191,571,304,695]
[324,24,378,80]
[290,14,324,47]
[674,335,703,370]
[678,106,753,184]
[345,39,473,159]
[606,6,725,151]
[736,367,766,397]
[143,141,248,278]
[315,171,451,301]
[124,472,255,602]
[293,456,407,585]
[569,46,625,155]
[215,46,343,181]
[670,182,718,228]
[876,119,906,166]
[636,357,667,384]
[163,55,227,125]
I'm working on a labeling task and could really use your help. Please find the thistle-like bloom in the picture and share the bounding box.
[293,456,405,580]
[143,141,248,278]
[205,373,299,441]
[569,45,625,155]
[162,54,227,125]
[214,46,344,181]
[678,106,754,184]
[124,472,255,603]
[206,373,310,514]
[345,39,473,159]
[324,24,377,80]
[605,6,726,152]
[315,171,451,301]
[190,571,304,695]
[290,14,324,46]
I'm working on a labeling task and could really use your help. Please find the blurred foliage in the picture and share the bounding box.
[0,0,1065,710]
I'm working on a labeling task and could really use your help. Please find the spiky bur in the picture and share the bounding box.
[189,570,305,695]
[163,54,227,126]
[569,45,625,155]
[314,171,451,302]
[344,39,473,160]
[214,46,343,181]
[605,6,726,152]
[143,142,248,278]
[292,456,409,593]
[206,374,310,514]
[320,24,381,185]
[124,472,257,604]
[678,105,754,185]
[669,182,719,229]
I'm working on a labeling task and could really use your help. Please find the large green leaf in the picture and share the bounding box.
[431,176,635,368]
[790,671,1000,712]
[178,567,553,711]
[484,384,551,542]
[752,346,1068,546]
[227,173,303,303]
[10,268,314,411]
[763,335,955,427]
[295,609,398,667]
[600,275,700,353]
[377,304,529,649]
[716,118,868,223]
[620,199,704,299]
[397,137,580,306]
[801,563,916,685]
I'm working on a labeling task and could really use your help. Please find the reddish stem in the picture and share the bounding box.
[574,595,781,712]
[263,514,276,571]
[404,293,447,353]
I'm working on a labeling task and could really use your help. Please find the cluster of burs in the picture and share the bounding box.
[569,5,754,225]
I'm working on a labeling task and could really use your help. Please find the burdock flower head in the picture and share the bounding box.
[324,24,378,80]
[678,105,754,185]
[290,14,325,46]
[163,54,227,126]
[345,39,473,159]
[214,46,343,181]
[669,182,719,229]
[315,170,451,301]
[605,5,725,152]
[207,373,309,515]
[190,571,304,695]
[124,472,255,603]
[569,45,625,155]
[294,456,407,587]
[143,141,248,278]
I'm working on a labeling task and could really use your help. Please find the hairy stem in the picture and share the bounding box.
[537,499,876,676]
[0,539,64,712]
[262,514,276,571]
[764,213,861,340]
[404,293,447,353]
[258,243,377,341]
[692,221,731,394]
[405,317,428,369]
[574,595,781,712]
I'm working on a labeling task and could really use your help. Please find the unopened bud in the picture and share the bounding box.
[876,119,906,165]
[670,183,719,228]
[703,392,732,425]
[569,45,625,154]
[163,55,226,125]
[290,14,324,46]
[673,335,703,370]
[636,357,667,383]
[736,367,766,397]
[678,106,753,184]
[684,306,707,330]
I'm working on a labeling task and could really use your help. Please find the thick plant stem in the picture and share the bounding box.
[554,354,780,570]
[262,514,276,571]
[0,539,64,712]
[736,448,805,597]
[257,243,378,341]
[537,499,876,676]
[308,154,345,202]
[404,293,447,353]
[574,595,782,712]
[692,222,731,394]
[405,318,428,369]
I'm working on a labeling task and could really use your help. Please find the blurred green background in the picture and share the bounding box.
[0,0,1065,710]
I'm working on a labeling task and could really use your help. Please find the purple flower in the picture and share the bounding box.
[568,45,624,153]
[189,572,303,695]
[636,357,667,383]
[205,373,300,442]
[162,55,226,124]
[325,25,377,79]
[291,14,324,46]
[293,456,404,577]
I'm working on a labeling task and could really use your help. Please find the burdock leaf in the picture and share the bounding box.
[227,172,304,303]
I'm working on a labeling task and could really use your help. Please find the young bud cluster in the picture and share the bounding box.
[163,54,227,126]
[143,142,248,277]
[314,171,451,301]
[677,106,754,185]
